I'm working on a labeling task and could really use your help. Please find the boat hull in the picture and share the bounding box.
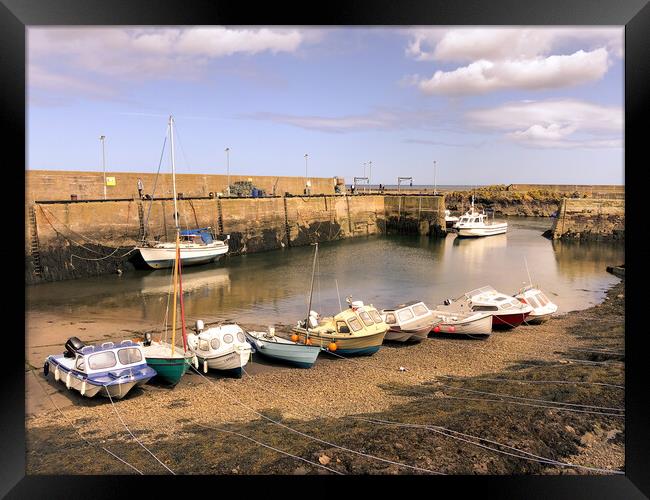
[195,349,250,374]
[145,356,191,385]
[45,359,154,399]
[525,313,552,324]
[292,328,386,356]
[246,333,320,368]
[137,244,228,270]
[456,224,507,237]
[385,323,433,342]
[431,313,492,336]
[492,311,530,328]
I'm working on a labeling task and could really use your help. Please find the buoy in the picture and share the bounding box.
[203,360,208,374]
[193,355,199,369]
[65,372,71,389]
[81,380,86,396]
[43,361,49,376]
[449,326,456,333]
[305,338,313,346]
[328,342,337,352]
[54,366,60,381]
[433,325,440,333]
[291,334,299,343]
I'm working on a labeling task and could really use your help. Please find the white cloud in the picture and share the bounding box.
[244,108,448,134]
[404,27,622,95]
[28,27,310,100]
[418,48,609,95]
[466,99,622,149]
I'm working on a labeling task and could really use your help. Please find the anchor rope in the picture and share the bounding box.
[104,388,176,475]
[29,369,144,475]
[188,365,444,475]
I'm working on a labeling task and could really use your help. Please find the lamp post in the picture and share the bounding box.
[225,147,230,196]
[99,135,106,200]
[433,160,437,195]
[304,153,309,195]
[368,160,372,191]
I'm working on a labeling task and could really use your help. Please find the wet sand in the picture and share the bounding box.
[25,280,624,475]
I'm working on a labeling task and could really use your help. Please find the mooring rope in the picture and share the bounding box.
[435,374,624,390]
[188,365,444,475]
[193,422,345,475]
[238,365,623,475]
[104,387,176,475]
[29,369,143,475]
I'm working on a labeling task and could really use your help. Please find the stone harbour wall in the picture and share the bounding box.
[550,198,625,240]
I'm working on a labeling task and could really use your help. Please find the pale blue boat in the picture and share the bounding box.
[245,329,321,368]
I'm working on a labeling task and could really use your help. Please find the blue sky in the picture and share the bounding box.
[27,27,624,185]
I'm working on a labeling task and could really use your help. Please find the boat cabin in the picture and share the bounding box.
[179,228,215,246]
[382,301,433,328]
[64,339,147,375]
[516,286,553,310]
[465,286,530,312]
[310,301,387,335]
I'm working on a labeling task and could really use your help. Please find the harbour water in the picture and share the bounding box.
[27,217,624,333]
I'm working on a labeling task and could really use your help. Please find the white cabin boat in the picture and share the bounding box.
[514,285,558,323]
[187,321,252,376]
[380,301,437,342]
[445,210,459,228]
[453,196,507,237]
[445,285,533,328]
[44,337,156,399]
[245,328,321,368]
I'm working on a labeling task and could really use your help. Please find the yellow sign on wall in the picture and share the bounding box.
[106,177,116,186]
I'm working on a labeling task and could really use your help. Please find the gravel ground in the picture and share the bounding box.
[25,280,624,475]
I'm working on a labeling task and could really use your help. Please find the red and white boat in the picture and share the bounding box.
[446,286,532,328]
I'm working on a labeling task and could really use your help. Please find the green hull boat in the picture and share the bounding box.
[141,341,195,385]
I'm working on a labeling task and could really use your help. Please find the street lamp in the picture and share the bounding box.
[433,160,437,195]
[304,153,309,194]
[225,147,230,196]
[99,135,106,200]
[368,160,372,190]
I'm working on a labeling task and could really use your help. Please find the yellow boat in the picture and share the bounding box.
[292,299,388,356]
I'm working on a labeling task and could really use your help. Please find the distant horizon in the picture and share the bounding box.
[28,27,624,185]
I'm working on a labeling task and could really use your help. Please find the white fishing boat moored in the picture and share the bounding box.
[187,321,252,376]
[429,307,493,337]
[380,301,437,342]
[445,209,459,228]
[453,196,507,237]
[245,328,321,368]
[44,337,156,399]
[514,285,558,324]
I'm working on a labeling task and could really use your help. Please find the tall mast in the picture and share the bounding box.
[169,115,179,231]
[306,243,319,334]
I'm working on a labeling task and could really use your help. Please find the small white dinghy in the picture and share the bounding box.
[187,321,252,377]
[44,337,156,399]
[245,327,321,368]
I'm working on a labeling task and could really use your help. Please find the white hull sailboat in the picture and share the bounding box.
[136,115,229,270]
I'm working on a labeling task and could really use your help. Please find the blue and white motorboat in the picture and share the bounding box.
[245,328,321,368]
[44,337,157,399]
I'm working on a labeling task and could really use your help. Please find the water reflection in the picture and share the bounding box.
[27,218,623,327]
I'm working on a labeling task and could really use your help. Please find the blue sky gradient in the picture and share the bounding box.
[27,27,624,185]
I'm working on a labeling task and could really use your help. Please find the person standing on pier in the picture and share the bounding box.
[137,178,144,199]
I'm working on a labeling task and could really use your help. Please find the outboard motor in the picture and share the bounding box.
[195,320,204,333]
[143,332,152,347]
[444,299,452,306]
[64,336,85,358]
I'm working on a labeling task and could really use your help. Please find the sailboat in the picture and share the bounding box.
[512,258,558,324]
[291,243,388,356]
[136,115,229,269]
[139,231,197,385]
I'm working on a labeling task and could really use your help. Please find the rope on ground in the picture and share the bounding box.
[29,369,143,475]
[435,374,624,390]
[238,365,622,475]
[189,365,444,475]
[193,422,344,475]
[104,387,176,475]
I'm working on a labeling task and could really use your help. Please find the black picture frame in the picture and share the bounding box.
[6,0,647,497]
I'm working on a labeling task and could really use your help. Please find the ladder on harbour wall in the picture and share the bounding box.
[29,206,43,276]
[216,197,224,235]
[283,196,291,246]
[137,202,145,241]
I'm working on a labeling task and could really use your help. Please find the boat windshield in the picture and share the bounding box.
[117,348,142,365]
[412,303,429,316]
[88,351,117,370]
[398,308,414,322]
[369,309,383,323]
[537,293,550,306]
[348,317,363,332]
[527,296,541,308]
[467,286,496,297]
[358,311,374,327]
